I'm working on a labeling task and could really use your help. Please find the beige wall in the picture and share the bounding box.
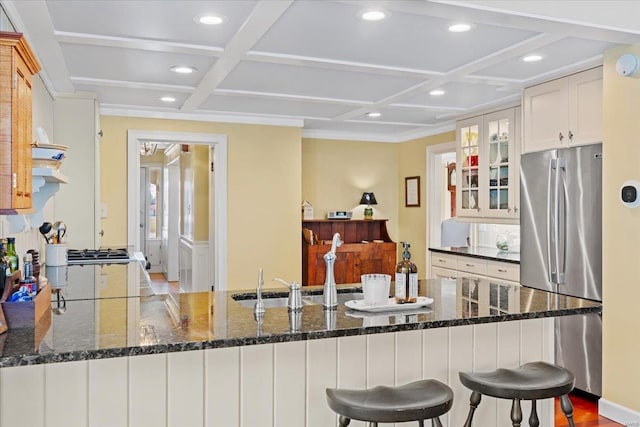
[99,116,301,290]
[397,131,456,276]
[301,138,400,242]
[602,46,640,412]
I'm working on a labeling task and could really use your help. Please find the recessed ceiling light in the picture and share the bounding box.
[367,112,382,118]
[430,89,446,96]
[159,96,176,103]
[194,14,225,25]
[361,10,387,21]
[170,65,197,74]
[523,54,543,62]
[448,23,472,33]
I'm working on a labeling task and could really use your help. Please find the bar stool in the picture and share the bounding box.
[326,379,453,427]
[459,361,576,427]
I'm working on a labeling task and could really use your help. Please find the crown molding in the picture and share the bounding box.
[100,105,304,128]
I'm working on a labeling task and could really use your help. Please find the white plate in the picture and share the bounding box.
[345,297,434,313]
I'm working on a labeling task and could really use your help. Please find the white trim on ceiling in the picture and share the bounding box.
[55,31,224,56]
[101,105,305,128]
[70,76,195,92]
[301,122,456,144]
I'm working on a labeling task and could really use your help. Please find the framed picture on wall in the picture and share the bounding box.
[405,176,420,207]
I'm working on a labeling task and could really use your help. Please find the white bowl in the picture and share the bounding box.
[32,144,67,169]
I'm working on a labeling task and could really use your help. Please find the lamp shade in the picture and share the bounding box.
[359,192,378,205]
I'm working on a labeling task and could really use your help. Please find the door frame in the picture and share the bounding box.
[127,130,228,290]
[426,140,456,278]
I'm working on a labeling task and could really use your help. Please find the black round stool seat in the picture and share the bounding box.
[459,361,575,400]
[326,379,453,424]
[459,361,577,427]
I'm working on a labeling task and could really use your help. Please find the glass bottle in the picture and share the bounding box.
[21,253,37,297]
[395,242,418,303]
[6,237,18,273]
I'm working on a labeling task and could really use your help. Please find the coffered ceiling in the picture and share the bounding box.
[3,0,640,142]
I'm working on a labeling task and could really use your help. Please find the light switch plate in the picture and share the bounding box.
[100,203,108,218]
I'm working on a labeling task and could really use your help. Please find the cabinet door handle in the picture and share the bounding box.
[507,207,512,213]
[24,192,31,197]
[16,191,23,196]
[568,130,574,142]
[438,259,447,263]
[513,206,519,213]
[497,269,507,273]
[465,263,475,267]
[559,132,564,142]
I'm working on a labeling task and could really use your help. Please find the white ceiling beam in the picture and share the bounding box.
[181,0,294,112]
[245,50,443,80]
[70,76,194,92]
[55,31,223,57]
[213,88,371,107]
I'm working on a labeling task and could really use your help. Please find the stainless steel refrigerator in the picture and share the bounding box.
[520,142,602,396]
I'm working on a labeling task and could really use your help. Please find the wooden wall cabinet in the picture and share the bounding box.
[301,219,397,286]
[0,32,40,214]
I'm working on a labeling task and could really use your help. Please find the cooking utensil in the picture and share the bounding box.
[39,222,52,243]
[53,221,67,244]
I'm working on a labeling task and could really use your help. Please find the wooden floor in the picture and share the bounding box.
[147,274,621,427]
[149,272,180,294]
[555,393,622,426]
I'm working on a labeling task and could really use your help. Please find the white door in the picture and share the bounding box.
[166,160,180,282]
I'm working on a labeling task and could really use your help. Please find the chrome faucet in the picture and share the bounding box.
[323,232,342,310]
[273,278,303,312]
[253,268,265,320]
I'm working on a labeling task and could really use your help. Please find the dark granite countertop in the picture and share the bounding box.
[0,263,599,367]
[429,246,520,264]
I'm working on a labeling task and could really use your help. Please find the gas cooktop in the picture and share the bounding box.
[67,248,131,265]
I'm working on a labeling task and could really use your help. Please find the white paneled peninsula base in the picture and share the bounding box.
[0,266,600,427]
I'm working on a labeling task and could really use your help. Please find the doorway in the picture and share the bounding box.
[127,130,228,291]
[426,141,456,275]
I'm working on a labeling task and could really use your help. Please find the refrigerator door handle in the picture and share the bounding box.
[558,157,567,284]
[547,158,556,284]
[549,158,562,285]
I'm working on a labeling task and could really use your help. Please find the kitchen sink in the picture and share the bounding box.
[231,289,364,309]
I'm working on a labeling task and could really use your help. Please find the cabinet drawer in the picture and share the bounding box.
[430,253,458,270]
[431,266,458,280]
[457,257,488,276]
[486,260,520,282]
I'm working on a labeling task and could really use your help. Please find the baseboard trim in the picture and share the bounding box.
[599,398,640,425]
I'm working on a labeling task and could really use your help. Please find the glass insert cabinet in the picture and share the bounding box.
[455,107,520,221]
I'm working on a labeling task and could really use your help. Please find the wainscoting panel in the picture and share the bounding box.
[179,237,210,293]
[129,353,167,427]
[45,360,88,427]
[89,357,128,427]
[0,319,556,427]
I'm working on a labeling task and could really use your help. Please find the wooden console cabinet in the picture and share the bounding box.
[0,32,40,213]
[301,219,397,286]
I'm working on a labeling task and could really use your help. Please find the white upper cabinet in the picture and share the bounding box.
[523,67,602,153]
[456,107,520,222]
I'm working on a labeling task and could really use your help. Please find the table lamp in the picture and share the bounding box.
[359,192,377,220]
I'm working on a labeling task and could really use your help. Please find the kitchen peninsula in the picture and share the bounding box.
[0,261,600,427]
